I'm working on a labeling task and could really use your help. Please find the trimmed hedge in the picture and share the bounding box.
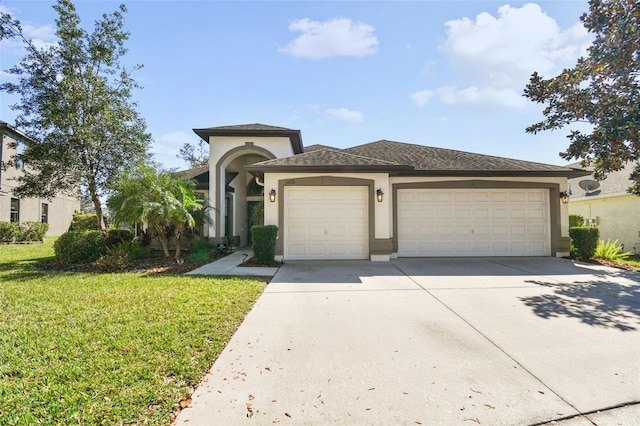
[569,214,585,228]
[251,225,278,265]
[54,230,107,264]
[0,221,49,243]
[68,211,100,231]
[569,226,600,259]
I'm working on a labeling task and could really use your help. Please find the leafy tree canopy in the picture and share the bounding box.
[524,0,640,194]
[177,139,209,169]
[0,0,152,229]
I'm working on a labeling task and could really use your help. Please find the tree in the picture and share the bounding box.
[524,0,640,194]
[0,0,151,229]
[177,140,209,168]
[107,165,205,259]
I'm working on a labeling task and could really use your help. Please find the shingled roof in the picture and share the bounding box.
[246,148,410,173]
[248,139,589,177]
[193,123,303,154]
[568,161,637,199]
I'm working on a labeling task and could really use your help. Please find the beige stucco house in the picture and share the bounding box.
[0,120,80,235]
[568,162,640,255]
[192,123,588,261]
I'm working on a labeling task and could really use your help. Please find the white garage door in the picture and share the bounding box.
[398,188,550,257]
[285,186,368,260]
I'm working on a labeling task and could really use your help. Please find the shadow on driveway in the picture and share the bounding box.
[521,278,640,331]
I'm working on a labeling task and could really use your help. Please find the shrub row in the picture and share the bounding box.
[53,229,137,265]
[0,221,49,243]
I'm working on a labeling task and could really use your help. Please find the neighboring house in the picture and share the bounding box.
[193,123,588,261]
[0,120,80,235]
[567,162,640,255]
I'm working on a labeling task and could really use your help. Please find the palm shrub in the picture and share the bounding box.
[569,227,600,259]
[54,230,107,264]
[251,225,278,264]
[107,165,205,259]
[593,239,633,261]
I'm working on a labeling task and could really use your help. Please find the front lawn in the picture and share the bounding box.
[0,240,266,425]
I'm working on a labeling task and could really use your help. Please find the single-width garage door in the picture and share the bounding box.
[398,188,550,257]
[285,186,368,260]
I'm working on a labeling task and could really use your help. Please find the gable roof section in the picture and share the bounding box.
[304,144,339,152]
[249,139,589,177]
[193,123,303,154]
[346,140,583,176]
[246,148,411,173]
[567,161,638,199]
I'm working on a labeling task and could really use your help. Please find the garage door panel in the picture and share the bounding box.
[398,188,550,257]
[285,186,368,260]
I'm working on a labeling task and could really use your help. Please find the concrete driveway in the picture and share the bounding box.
[175,258,640,425]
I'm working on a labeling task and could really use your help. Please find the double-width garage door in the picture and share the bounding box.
[284,186,368,260]
[398,188,550,257]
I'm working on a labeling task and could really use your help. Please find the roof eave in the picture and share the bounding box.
[391,169,592,178]
[193,128,303,154]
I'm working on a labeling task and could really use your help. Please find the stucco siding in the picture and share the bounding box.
[569,195,640,254]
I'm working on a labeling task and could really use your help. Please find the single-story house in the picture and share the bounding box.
[0,120,80,235]
[192,123,589,261]
[568,162,640,255]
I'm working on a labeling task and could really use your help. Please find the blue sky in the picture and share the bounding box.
[1,0,592,170]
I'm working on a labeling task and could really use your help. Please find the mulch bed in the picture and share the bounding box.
[38,254,227,275]
[586,258,640,272]
[239,257,283,268]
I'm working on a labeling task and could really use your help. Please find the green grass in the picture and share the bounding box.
[0,240,266,425]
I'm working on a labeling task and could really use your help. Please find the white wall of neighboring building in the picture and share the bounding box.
[570,195,640,255]
[1,130,80,236]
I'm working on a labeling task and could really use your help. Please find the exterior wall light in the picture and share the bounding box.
[559,191,570,204]
[269,188,276,202]
[376,188,384,202]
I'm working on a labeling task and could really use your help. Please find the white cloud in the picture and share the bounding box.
[413,3,592,109]
[325,107,365,124]
[279,17,378,60]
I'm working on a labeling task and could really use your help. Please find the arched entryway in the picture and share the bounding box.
[211,144,275,246]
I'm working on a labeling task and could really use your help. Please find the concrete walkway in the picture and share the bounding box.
[175,257,640,425]
[186,247,279,277]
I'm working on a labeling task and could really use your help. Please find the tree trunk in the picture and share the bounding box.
[154,224,171,257]
[174,226,184,260]
[87,177,106,231]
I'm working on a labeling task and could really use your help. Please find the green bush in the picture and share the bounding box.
[189,238,212,263]
[593,239,633,261]
[569,214,585,228]
[105,229,135,246]
[15,222,49,242]
[251,225,278,265]
[0,222,19,243]
[0,222,48,243]
[54,230,107,264]
[569,227,600,259]
[95,249,130,272]
[68,211,100,231]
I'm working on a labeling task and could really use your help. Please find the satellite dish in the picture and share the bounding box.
[579,179,601,192]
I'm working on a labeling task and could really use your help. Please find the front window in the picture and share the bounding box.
[10,198,19,222]
[41,203,49,224]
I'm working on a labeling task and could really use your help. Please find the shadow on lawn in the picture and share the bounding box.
[521,276,640,332]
